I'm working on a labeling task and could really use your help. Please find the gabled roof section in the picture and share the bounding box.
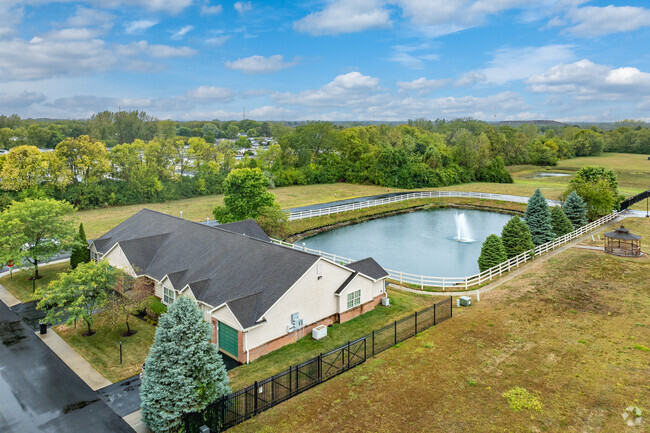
[94,208,319,329]
[335,271,358,295]
[218,219,271,242]
[347,258,389,280]
[227,291,264,329]
[118,233,170,274]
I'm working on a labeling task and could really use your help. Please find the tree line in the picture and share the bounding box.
[1,112,645,212]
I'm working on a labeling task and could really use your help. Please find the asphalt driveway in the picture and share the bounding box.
[0,302,133,433]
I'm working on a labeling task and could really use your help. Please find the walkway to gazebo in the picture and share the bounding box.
[604,225,642,257]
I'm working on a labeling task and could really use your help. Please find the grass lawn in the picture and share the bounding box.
[76,153,649,239]
[0,261,70,303]
[56,317,156,383]
[77,184,409,239]
[230,217,650,433]
[227,288,435,390]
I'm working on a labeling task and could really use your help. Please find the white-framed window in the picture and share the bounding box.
[347,289,361,310]
[163,286,176,304]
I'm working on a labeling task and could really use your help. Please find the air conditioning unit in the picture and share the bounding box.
[381,297,390,307]
[312,325,327,340]
[459,296,472,307]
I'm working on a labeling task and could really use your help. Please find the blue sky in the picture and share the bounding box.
[1,0,649,121]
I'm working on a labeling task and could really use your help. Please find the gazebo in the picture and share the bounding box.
[604,225,642,257]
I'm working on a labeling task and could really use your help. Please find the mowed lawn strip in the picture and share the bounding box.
[227,288,435,390]
[229,218,650,433]
[55,318,156,383]
[0,262,70,303]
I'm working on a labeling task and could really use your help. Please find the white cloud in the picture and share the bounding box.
[273,71,382,107]
[171,25,194,40]
[455,71,486,87]
[44,27,104,40]
[293,0,391,36]
[64,7,114,30]
[563,5,650,37]
[225,54,298,74]
[389,44,438,69]
[397,77,450,95]
[247,105,293,119]
[234,1,252,14]
[201,2,222,15]
[526,59,650,100]
[184,86,234,102]
[472,44,574,85]
[205,35,230,46]
[125,20,158,34]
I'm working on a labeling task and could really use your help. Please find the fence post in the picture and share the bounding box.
[415,311,418,335]
[450,296,453,318]
[394,320,397,344]
[289,365,292,395]
[254,381,258,416]
[372,330,375,356]
[318,353,322,383]
[433,303,436,325]
[364,337,367,362]
[347,341,351,368]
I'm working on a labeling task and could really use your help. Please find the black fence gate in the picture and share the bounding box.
[185,296,453,433]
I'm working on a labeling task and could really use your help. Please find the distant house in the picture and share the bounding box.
[89,209,388,364]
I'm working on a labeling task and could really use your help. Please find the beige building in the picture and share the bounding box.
[90,209,388,364]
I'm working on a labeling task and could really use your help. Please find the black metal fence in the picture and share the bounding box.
[185,296,453,433]
[620,190,650,210]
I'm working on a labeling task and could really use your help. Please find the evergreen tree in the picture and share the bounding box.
[478,234,508,272]
[501,216,535,259]
[70,223,90,269]
[140,296,230,433]
[550,206,574,238]
[524,189,554,246]
[562,190,588,229]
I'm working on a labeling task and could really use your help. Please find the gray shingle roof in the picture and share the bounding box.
[347,258,389,280]
[92,209,319,328]
[218,220,271,242]
[335,272,358,295]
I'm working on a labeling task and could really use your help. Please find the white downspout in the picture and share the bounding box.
[244,332,249,364]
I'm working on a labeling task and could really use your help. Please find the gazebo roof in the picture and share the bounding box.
[604,225,642,241]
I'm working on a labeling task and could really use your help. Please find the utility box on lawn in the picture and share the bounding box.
[381,297,390,307]
[459,296,472,307]
[312,325,327,340]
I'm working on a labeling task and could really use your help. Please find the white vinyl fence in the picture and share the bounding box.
[286,191,557,221]
[272,211,620,291]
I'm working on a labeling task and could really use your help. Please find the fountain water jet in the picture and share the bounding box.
[454,212,474,242]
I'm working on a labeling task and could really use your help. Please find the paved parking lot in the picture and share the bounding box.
[0,302,133,433]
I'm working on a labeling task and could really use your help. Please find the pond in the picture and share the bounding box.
[301,208,513,277]
[532,172,571,178]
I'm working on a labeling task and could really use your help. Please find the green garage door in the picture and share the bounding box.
[218,322,238,358]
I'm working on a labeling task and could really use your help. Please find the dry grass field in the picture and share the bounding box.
[230,218,650,433]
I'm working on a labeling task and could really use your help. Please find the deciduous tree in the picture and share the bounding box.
[563,165,622,219]
[140,296,230,433]
[0,198,77,280]
[212,168,276,222]
[36,261,119,335]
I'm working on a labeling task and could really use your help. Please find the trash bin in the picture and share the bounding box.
[39,323,47,335]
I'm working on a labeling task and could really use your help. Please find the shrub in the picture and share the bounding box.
[502,387,542,412]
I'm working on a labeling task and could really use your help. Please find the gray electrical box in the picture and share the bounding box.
[459,296,472,307]
[199,425,210,433]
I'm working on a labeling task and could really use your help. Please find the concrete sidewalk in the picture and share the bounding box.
[37,328,112,391]
[0,282,20,307]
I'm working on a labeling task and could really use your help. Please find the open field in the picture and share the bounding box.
[227,288,435,390]
[77,184,408,239]
[76,153,649,238]
[56,318,156,383]
[230,218,650,433]
[0,262,70,303]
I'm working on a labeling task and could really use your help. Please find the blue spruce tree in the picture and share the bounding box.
[140,296,230,433]
[524,189,555,246]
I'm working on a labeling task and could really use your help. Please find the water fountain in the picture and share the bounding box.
[454,212,474,242]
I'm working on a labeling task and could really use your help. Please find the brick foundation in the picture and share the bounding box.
[242,294,386,363]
